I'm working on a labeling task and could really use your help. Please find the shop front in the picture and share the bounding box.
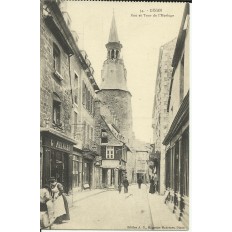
[102,168,115,188]
[72,147,82,192]
[41,129,76,194]
[101,160,121,189]
[82,152,95,189]
[163,93,189,226]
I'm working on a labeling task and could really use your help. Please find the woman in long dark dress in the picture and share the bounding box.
[149,176,155,194]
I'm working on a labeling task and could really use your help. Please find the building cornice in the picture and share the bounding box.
[40,127,77,144]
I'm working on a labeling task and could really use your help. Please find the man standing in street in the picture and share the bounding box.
[122,177,129,193]
[137,177,143,189]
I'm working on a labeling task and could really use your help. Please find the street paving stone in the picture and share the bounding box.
[52,184,186,230]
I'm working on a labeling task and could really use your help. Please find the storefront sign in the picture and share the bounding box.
[51,139,71,151]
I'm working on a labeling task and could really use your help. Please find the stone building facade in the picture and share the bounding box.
[40,0,100,200]
[162,3,190,228]
[40,0,76,195]
[151,38,177,195]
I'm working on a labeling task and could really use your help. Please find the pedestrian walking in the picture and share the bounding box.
[154,174,158,193]
[50,178,70,224]
[40,184,53,229]
[122,177,129,193]
[137,177,143,189]
[149,176,155,194]
[118,182,122,193]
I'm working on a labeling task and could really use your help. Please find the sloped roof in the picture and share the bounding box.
[100,115,123,146]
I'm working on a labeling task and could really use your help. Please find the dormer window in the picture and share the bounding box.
[101,129,108,144]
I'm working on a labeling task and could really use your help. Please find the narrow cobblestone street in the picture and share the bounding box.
[52,184,185,230]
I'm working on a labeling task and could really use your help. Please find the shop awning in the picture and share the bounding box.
[40,127,77,144]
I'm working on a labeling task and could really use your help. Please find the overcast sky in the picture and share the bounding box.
[66,1,185,143]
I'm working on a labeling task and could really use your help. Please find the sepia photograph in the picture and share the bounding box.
[40,0,190,230]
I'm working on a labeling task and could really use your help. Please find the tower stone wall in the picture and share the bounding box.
[97,89,133,145]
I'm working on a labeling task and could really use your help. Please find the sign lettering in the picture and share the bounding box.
[51,139,70,151]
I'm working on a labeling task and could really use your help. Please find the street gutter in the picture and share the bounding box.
[145,185,154,229]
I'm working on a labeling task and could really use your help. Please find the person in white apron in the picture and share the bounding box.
[50,178,70,224]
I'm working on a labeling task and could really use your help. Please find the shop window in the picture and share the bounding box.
[78,161,82,186]
[53,43,60,73]
[72,155,80,188]
[50,151,66,185]
[101,129,108,144]
[106,146,114,159]
[50,151,56,178]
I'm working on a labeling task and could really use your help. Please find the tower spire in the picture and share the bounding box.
[108,11,119,43]
[101,13,127,91]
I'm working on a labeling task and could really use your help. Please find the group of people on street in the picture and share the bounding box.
[119,175,159,195]
[149,174,158,194]
[40,178,70,229]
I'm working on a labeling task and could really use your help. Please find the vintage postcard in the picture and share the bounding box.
[40,0,190,230]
